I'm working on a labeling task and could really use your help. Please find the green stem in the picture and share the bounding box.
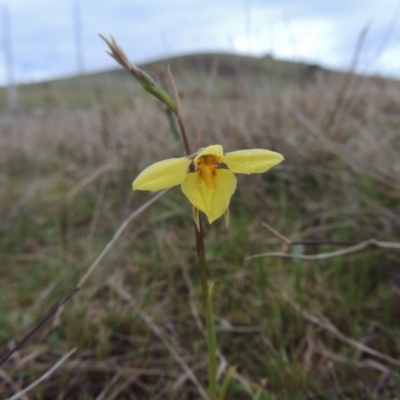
[163,65,218,398]
[195,215,208,309]
[206,283,218,399]
[194,215,218,399]
[165,108,180,141]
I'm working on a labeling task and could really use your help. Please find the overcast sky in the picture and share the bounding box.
[1,0,400,85]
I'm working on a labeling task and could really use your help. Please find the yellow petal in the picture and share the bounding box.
[223,149,284,174]
[133,157,191,191]
[181,169,237,224]
[194,144,224,163]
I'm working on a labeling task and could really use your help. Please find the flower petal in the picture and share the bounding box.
[223,149,284,174]
[133,157,191,191]
[181,169,237,224]
[194,144,224,163]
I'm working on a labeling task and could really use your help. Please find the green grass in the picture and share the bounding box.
[1,52,400,399]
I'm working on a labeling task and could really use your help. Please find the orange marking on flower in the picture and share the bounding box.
[132,144,284,225]
[196,154,221,188]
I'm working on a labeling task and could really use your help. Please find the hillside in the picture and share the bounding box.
[0,52,341,109]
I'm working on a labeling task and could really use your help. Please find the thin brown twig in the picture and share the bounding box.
[166,66,192,157]
[0,289,78,367]
[255,221,400,263]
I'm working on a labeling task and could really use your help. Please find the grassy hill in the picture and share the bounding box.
[0,52,340,109]
[1,51,400,399]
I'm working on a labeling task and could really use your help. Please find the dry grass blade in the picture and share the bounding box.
[0,290,78,367]
[284,294,400,368]
[180,264,264,397]
[261,221,291,246]
[245,238,400,262]
[0,370,29,400]
[99,35,144,81]
[94,373,121,400]
[5,348,76,400]
[319,346,391,374]
[323,25,369,129]
[77,189,167,289]
[103,376,140,400]
[290,106,400,190]
[0,190,167,366]
[108,276,209,400]
[67,160,119,203]
[100,35,177,113]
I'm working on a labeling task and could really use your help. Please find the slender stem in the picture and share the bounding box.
[195,215,208,308]
[167,65,217,397]
[166,66,192,157]
[165,107,180,141]
[195,217,218,399]
[206,283,218,399]
[177,113,192,158]
[166,66,209,307]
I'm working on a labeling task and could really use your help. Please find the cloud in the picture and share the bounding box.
[1,0,399,85]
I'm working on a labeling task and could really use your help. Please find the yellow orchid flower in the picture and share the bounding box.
[133,144,284,226]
